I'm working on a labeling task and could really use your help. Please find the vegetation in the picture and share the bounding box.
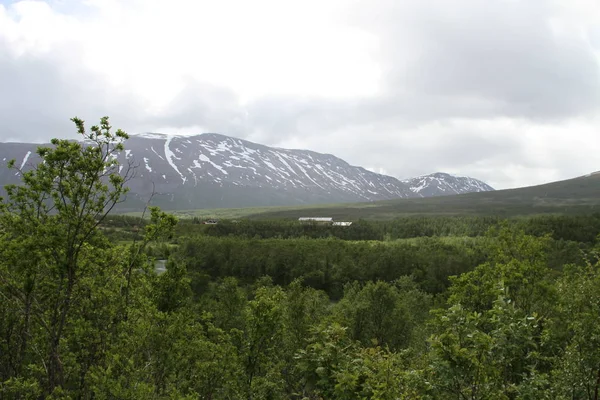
[121,171,600,221]
[248,173,600,219]
[2,117,600,399]
[175,214,600,243]
[123,203,346,220]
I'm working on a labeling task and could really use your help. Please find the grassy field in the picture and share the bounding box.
[123,202,352,220]
[122,173,600,221]
[248,173,600,220]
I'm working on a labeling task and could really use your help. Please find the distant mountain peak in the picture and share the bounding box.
[416,171,468,179]
[401,172,494,197]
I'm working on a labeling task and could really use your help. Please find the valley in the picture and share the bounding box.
[2,120,600,398]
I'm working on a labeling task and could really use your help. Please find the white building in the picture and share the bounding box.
[298,218,352,227]
[298,217,333,224]
[332,222,352,227]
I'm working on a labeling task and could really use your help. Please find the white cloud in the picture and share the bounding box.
[1,0,600,190]
[20,0,380,104]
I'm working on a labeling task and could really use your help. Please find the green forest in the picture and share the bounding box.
[3,118,600,399]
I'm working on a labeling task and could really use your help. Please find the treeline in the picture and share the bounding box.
[172,214,600,243]
[175,233,585,299]
[177,235,486,297]
[101,213,600,245]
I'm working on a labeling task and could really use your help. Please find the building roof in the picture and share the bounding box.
[298,217,333,222]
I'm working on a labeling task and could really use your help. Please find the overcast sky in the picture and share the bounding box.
[1,0,599,189]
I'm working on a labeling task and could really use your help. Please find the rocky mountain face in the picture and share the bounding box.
[401,172,494,197]
[0,134,494,210]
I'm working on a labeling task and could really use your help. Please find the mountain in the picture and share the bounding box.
[401,172,494,197]
[252,172,600,220]
[0,133,493,210]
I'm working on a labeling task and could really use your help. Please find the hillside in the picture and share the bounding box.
[0,134,493,211]
[250,172,600,220]
[402,172,494,197]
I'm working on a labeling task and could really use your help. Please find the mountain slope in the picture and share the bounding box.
[252,173,600,220]
[402,172,494,197]
[117,133,417,209]
[0,133,493,210]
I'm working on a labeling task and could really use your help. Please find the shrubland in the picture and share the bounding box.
[2,118,600,399]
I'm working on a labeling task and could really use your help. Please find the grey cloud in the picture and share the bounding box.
[1,0,599,190]
[0,46,244,141]
[305,120,525,179]
[352,0,600,120]
[239,0,600,188]
[244,97,362,144]
[0,42,145,142]
[148,77,249,136]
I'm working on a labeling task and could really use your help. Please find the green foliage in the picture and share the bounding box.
[294,323,356,398]
[203,277,248,331]
[294,324,426,399]
[178,234,486,298]
[285,279,330,346]
[237,285,287,397]
[428,297,547,399]
[155,259,191,312]
[333,281,411,350]
[0,117,132,395]
[0,117,179,398]
[448,226,556,315]
[550,259,600,399]
[3,118,600,398]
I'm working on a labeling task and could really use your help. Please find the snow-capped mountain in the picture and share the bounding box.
[0,134,493,210]
[402,172,494,197]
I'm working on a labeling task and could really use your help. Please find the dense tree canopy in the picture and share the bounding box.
[2,117,600,399]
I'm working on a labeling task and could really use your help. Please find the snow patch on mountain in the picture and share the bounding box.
[402,172,494,197]
[20,151,31,170]
[164,136,186,184]
[143,157,152,172]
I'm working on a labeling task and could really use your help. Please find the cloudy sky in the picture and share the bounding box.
[1,0,600,189]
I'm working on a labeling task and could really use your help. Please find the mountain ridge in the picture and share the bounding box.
[402,172,494,197]
[250,172,600,220]
[0,133,494,210]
